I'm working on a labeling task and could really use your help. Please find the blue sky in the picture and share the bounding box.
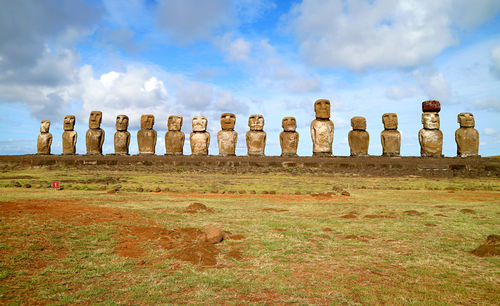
[1,0,500,156]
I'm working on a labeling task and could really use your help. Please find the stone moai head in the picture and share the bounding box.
[116,115,129,131]
[458,112,475,128]
[89,111,102,129]
[40,120,50,133]
[192,116,208,132]
[168,115,183,131]
[282,117,297,132]
[382,113,398,130]
[422,113,440,130]
[351,116,367,130]
[248,114,264,131]
[141,114,155,130]
[63,115,75,131]
[220,113,236,130]
[314,99,331,119]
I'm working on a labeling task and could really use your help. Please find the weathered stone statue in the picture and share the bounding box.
[246,114,266,156]
[62,115,77,155]
[348,116,369,156]
[190,116,210,155]
[280,117,299,157]
[137,114,157,155]
[86,111,104,155]
[380,113,401,157]
[455,112,479,157]
[419,100,443,157]
[217,113,237,156]
[311,99,334,156]
[114,115,130,155]
[165,115,185,155]
[37,120,52,154]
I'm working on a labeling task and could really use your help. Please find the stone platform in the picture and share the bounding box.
[1,155,499,177]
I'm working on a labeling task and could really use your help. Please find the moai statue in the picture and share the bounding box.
[165,115,185,155]
[311,99,334,156]
[455,112,479,157]
[280,117,299,157]
[62,115,77,155]
[217,113,237,156]
[380,113,401,157]
[137,114,157,155]
[418,100,443,157]
[246,114,266,156]
[114,115,130,155]
[348,116,369,156]
[37,120,52,154]
[86,111,104,155]
[190,116,210,155]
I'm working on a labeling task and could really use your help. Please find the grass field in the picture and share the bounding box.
[0,168,499,304]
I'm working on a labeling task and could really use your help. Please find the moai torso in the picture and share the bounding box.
[62,115,77,154]
[280,117,299,157]
[311,99,334,156]
[137,114,157,154]
[380,113,401,156]
[246,114,266,156]
[190,116,210,155]
[165,115,185,155]
[419,101,443,157]
[86,110,104,155]
[37,120,52,154]
[348,116,369,156]
[218,113,237,156]
[114,115,130,155]
[455,112,479,157]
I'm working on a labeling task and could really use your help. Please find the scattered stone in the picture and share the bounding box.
[250,190,256,194]
[269,190,276,194]
[24,183,31,188]
[340,212,357,219]
[341,190,350,196]
[185,202,214,213]
[425,223,437,227]
[460,209,476,214]
[13,182,21,187]
[434,213,448,217]
[136,187,144,192]
[239,190,246,194]
[204,227,223,244]
[404,210,424,216]
[471,235,500,257]
[154,187,161,193]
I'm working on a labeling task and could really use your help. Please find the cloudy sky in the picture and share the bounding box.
[1,0,499,156]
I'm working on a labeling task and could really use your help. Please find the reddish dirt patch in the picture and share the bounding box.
[226,249,243,260]
[434,213,448,217]
[274,228,287,232]
[431,191,500,202]
[363,214,395,219]
[184,202,214,213]
[425,223,437,227]
[471,235,500,257]
[322,228,333,232]
[404,210,424,216]
[460,209,476,214]
[261,208,289,212]
[340,212,358,219]
[227,234,246,240]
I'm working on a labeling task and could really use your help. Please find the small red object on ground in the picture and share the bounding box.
[52,181,60,189]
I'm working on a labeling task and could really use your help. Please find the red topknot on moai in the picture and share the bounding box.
[419,100,443,157]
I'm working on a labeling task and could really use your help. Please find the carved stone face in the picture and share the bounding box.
[282,117,297,132]
[314,99,331,119]
[63,115,75,131]
[40,120,50,133]
[220,113,236,130]
[168,115,183,131]
[458,112,475,128]
[248,114,264,131]
[141,114,155,129]
[89,111,102,129]
[422,112,440,130]
[351,116,366,130]
[192,116,208,132]
[116,115,129,131]
[382,113,398,130]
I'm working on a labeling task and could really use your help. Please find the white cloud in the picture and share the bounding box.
[490,45,500,79]
[472,97,500,112]
[216,34,252,62]
[288,0,500,71]
[483,128,497,136]
[413,68,451,102]
[386,83,419,100]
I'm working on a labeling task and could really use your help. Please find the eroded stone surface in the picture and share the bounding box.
[190,116,210,155]
[218,113,237,156]
[62,115,77,155]
[381,113,400,157]
[419,112,443,157]
[246,114,266,156]
[37,120,52,154]
[348,116,369,156]
[86,111,104,155]
[165,115,185,155]
[456,112,479,157]
[114,115,130,155]
[280,117,298,156]
[311,99,334,156]
[137,114,157,155]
